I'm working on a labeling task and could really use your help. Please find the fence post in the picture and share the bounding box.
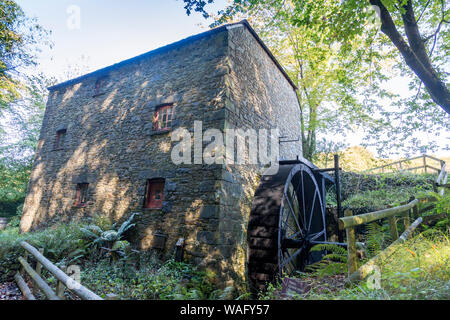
[404,210,411,230]
[334,154,343,243]
[412,202,419,219]
[35,248,44,276]
[56,266,66,299]
[344,210,357,276]
[423,155,427,173]
[389,216,399,241]
[21,251,28,275]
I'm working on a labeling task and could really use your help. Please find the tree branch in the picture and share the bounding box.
[369,0,450,114]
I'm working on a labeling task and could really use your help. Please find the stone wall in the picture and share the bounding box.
[20,29,230,260]
[192,24,303,289]
[20,22,302,291]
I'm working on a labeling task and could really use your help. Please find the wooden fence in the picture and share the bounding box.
[339,160,449,282]
[339,192,447,282]
[15,241,117,300]
[365,154,446,175]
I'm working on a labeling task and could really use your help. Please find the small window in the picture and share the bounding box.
[153,104,174,131]
[94,76,108,96]
[144,179,165,209]
[54,129,67,150]
[75,183,89,207]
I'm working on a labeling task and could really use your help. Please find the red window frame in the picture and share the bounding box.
[55,129,66,149]
[153,104,174,131]
[75,183,89,207]
[144,179,165,209]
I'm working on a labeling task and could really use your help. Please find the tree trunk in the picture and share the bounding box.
[370,0,450,114]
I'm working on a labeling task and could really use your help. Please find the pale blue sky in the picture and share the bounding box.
[14,0,449,158]
[17,0,227,79]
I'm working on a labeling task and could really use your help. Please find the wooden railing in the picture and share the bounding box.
[436,162,448,196]
[14,241,116,300]
[338,196,439,282]
[365,154,446,174]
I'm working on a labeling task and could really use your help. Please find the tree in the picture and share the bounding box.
[211,2,393,160]
[182,0,449,114]
[0,0,49,112]
[0,73,51,218]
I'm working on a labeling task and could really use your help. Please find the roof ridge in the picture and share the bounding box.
[48,20,296,91]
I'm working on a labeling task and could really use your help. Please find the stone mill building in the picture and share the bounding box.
[20,20,303,288]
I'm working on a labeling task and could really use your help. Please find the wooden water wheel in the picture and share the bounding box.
[247,163,328,292]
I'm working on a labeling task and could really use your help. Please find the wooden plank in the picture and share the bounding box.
[339,199,418,230]
[426,165,441,173]
[425,155,445,163]
[18,256,60,300]
[20,241,102,300]
[14,272,36,300]
[348,217,423,282]
[404,166,427,172]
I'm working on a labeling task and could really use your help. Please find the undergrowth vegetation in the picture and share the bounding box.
[327,172,435,213]
[260,230,449,300]
[0,215,235,300]
[261,171,449,300]
[0,170,448,300]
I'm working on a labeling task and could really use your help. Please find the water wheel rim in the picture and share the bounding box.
[277,164,326,277]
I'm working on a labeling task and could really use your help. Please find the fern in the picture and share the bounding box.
[365,222,391,258]
[305,244,348,277]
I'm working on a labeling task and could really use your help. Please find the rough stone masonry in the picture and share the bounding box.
[20,20,303,289]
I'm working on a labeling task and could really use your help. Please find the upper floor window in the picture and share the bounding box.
[54,129,67,150]
[144,179,165,209]
[75,183,89,207]
[94,76,108,96]
[153,104,174,131]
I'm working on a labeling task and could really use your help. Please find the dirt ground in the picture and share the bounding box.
[0,282,23,300]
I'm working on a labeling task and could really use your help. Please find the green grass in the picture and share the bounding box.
[259,230,449,300]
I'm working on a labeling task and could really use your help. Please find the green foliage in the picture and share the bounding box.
[0,219,236,300]
[79,257,234,300]
[365,222,391,258]
[0,222,89,281]
[257,280,283,300]
[305,244,348,277]
[329,171,435,213]
[186,0,449,156]
[210,1,393,160]
[80,212,139,261]
[0,0,50,110]
[0,73,52,220]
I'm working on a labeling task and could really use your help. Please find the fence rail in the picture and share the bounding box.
[338,195,440,281]
[14,241,114,300]
[365,154,446,174]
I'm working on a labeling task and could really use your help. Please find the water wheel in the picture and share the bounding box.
[247,163,327,292]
